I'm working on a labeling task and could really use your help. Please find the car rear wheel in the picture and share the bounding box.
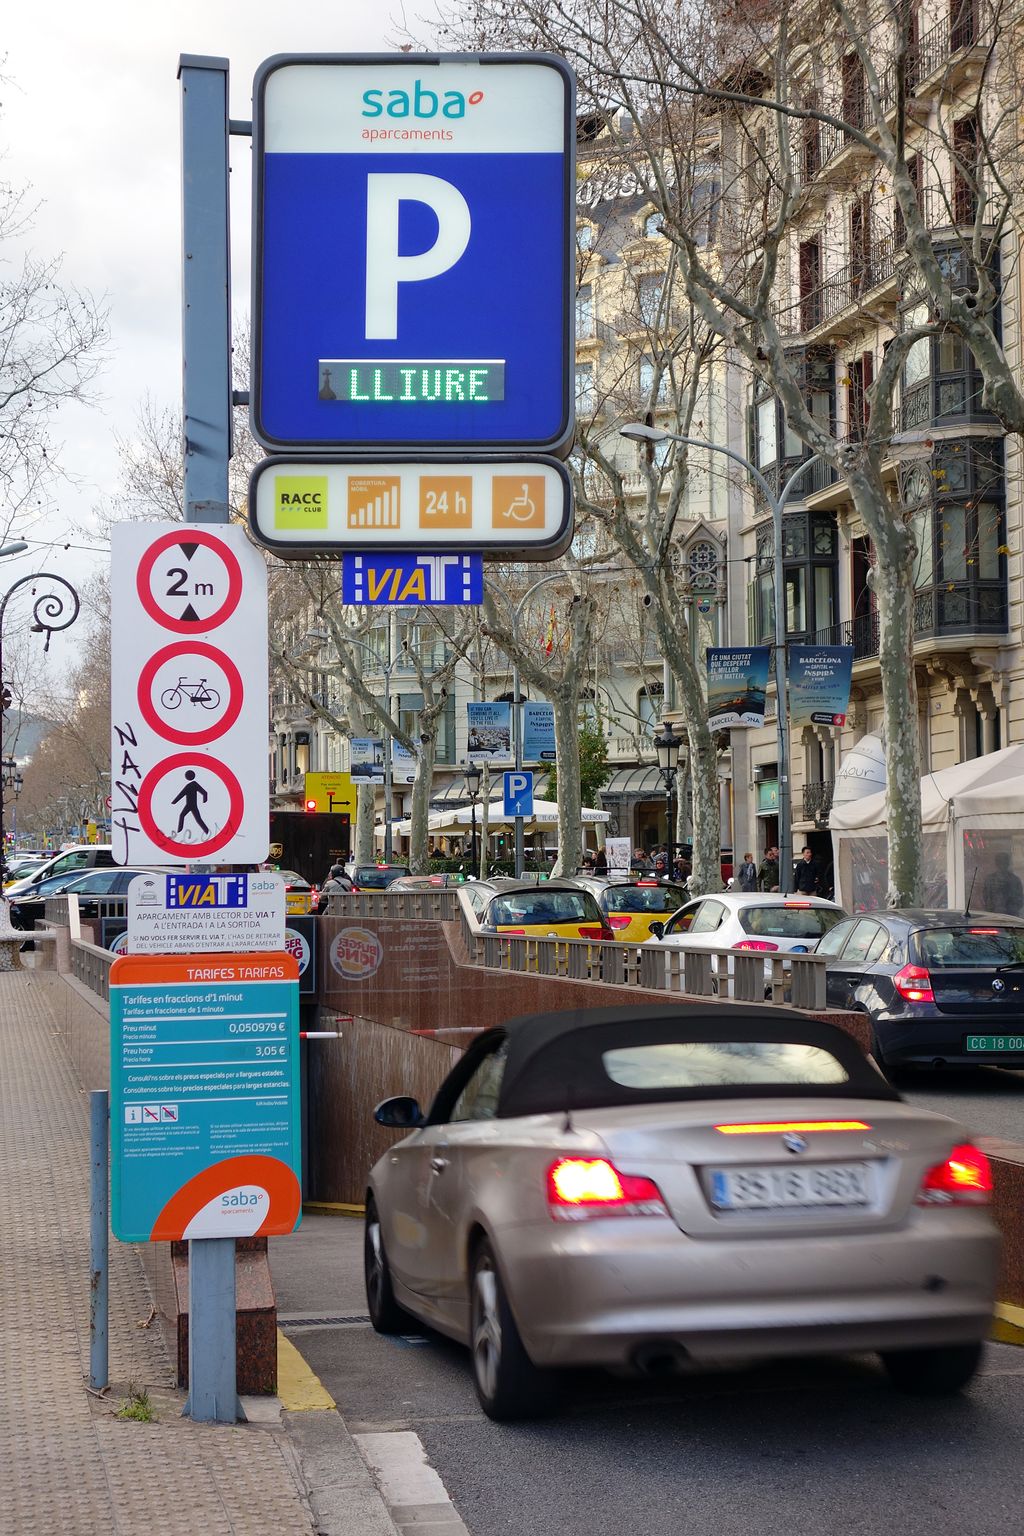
[364,1201,410,1334]
[470,1239,549,1421]
[880,1341,984,1395]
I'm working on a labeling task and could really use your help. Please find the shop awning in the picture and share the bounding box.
[602,766,664,796]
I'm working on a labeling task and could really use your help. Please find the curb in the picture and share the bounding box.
[992,1302,1024,1346]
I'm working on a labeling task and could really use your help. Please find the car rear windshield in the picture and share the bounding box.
[602,1041,849,1089]
[604,883,687,915]
[354,866,407,888]
[739,905,845,939]
[914,926,1024,967]
[490,891,598,925]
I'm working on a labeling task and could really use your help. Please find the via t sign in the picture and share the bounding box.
[252,54,575,457]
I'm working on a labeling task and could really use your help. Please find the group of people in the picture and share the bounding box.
[734,845,830,897]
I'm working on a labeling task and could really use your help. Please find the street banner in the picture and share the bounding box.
[350,737,385,782]
[789,645,855,728]
[707,647,771,730]
[522,701,556,762]
[467,701,513,764]
[391,738,419,785]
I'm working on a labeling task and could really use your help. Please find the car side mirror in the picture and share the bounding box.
[649,921,665,940]
[374,1095,424,1129]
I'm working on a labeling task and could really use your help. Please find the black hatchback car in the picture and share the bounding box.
[817,908,1024,1069]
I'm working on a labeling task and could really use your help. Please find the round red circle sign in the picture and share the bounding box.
[136,529,243,634]
[136,641,243,747]
[137,753,244,858]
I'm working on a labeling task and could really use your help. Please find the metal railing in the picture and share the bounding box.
[71,939,114,1001]
[803,781,835,823]
[814,581,1007,659]
[460,923,827,1011]
[779,231,899,337]
[324,889,464,921]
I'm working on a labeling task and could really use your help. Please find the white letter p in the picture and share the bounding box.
[365,174,472,341]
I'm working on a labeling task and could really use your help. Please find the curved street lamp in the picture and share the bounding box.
[464,760,483,874]
[0,573,81,881]
[654,719,682,868]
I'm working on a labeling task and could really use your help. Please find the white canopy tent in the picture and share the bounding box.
[830,744,1024,911]
[378,796,610,840]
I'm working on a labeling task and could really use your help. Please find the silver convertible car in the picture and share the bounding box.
[365,1006,999,1420]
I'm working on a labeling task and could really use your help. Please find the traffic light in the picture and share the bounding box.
[305,797,317,812]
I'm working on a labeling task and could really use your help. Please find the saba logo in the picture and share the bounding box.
[220,1188,267,1209]
[361,81,484,120]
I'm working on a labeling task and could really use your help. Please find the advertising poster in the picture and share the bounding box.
[606,837,632,874]
[391,739,419,786]
[467,701,513,765]
[707,647,771,731]
[350,737,385,783]
[522,701,556,762]
[789,645,855,728]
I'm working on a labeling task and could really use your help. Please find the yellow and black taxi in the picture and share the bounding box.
[477,879,614,942]
[570,875,691,943]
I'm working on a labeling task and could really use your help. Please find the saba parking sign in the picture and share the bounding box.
[252,54,575,455]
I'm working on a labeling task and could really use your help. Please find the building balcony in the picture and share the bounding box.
[813,581,1007,661]
[775,231,900,342]
[802,780,835,825]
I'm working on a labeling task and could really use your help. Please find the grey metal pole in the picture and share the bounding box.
[770,487,792,896]
[89,1090,109,1392]
[384,668,394,864]
[179,53,241,1425]
[513,665,524,877]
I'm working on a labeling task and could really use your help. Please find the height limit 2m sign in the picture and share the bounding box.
[110,524,269,866]
[252,54,575,456]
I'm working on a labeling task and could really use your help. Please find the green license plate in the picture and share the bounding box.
[965,1034,1024,1052]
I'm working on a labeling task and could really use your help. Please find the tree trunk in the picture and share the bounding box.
[408,740,435,873]
[872,536,921,906]
[551,693,583,876]
[687,726,721,896]
[355,781,376,865]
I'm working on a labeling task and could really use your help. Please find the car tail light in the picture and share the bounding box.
[607,914,632,930]
[917,1143,992,1206]
[501,927,526,936]
[735,939,779,952]
[784,902,811,909]
[579,923,614,941]
[893,963,934,1003]
[547,1158,668,1221]
[637,880,658,887]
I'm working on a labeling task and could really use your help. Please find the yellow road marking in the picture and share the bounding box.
[302,1200,365,1217]
[992,1302,1024,1346]
[277,1329,336,1411]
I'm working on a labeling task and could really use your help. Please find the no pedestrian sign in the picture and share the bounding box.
[110,523,269,866]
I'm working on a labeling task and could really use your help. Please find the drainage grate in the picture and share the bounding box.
[279,1312,371,1329]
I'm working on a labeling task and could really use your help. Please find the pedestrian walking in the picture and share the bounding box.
[594,847,608,875]
[757,846,779,891]
[793,846,821,896]
[737,852,758,892]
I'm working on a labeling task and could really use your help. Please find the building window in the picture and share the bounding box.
[575,362,595,413]
[841,52,865,133]
[688,540,719,589]
[901,439,1007,638]
[639,355,669,404]
[577,222,595,251]
[638,272,664,327]
[756,397,778,468]
[953,110,979,225]
[643,210,662,238]
[753,513,838,644]
[638,683,664,733]
[576,283,594,338]
[799,238,822,331]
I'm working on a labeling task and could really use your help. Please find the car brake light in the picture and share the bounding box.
[893,963,934,1003]
[715,1120,870,1135]
[637,880,658,887]
[579,924,613,940]
[501,927,526,935]
[735,939,779,952]
[784,902,811,908]
[969,928,999,935]
[607,915,632,930]
[547,1158,668,1220]
[917,1143,992,1206]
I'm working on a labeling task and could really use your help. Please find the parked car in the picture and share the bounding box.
[569,875,691,942]
[350,863,411,891]
[3,856,48,888]
[365,1005,998,1420]
[476,880,614,941]
[9,867,150,931]
[5,844,116,897]
[650,892,847,962]
[275,869,313,915]
[388,873,468,891]
[816,908,1024,1070]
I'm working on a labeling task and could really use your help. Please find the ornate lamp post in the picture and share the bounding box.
[0,574,80,883]
[464,760,482,874]
[654,719,682,871]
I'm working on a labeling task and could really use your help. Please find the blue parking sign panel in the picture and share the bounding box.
[503,770,534,818]
[252,55,575,456]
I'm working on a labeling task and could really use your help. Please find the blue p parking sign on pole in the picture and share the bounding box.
[503,770,534,819]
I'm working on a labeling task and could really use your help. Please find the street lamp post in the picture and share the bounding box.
[654,719,682,870]
[620,423,823,897]
[464,761,482,875]
[0,573,80,884]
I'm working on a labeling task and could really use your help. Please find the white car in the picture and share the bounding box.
[650,892,848,966]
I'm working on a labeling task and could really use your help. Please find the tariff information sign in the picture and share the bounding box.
[109,952,302,1243]
[110,523,269,865]
[252,54,575,455]
[126,872,286,955]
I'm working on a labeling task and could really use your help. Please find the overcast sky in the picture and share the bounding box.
[3,1,421,689]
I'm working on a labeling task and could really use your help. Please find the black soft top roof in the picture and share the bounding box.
[434,1005,899,1120]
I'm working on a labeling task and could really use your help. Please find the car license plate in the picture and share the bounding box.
[709,1163,872,1211]
[965,1034,1024,1052]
